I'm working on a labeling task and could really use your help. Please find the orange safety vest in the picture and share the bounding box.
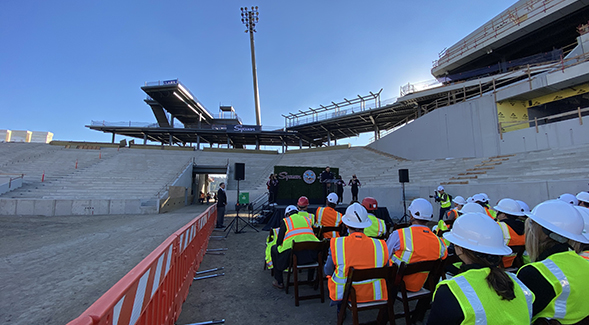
[445,209,459,222]
[392,225,448,292]
[498,221,526,268]
[316,206,343,239]
[328,232,390,302]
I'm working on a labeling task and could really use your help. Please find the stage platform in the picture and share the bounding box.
[261,204,392,231]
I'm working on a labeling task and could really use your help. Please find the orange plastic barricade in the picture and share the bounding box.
[68,205,217,325]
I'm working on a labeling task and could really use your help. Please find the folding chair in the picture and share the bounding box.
[395,259,443,325]
[337,265,398,325]
[284,240,326,306]
[318,224,345,239]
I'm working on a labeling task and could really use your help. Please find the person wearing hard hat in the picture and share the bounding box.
[387,198,448,292]
[324,203,390,307]
[296,196,314,224]
[517,200,589,324]
[361,197,387,238]
[516,199,530,214]
[557,193,579,205]
[473,193,495,219]
[494,198,526,268]
[445,196,466,224]
[315,193,343,239]
[270,205,319,290]
[572,206,589,261]
[428,212,535,325]
[433,185,452,222]
[576,191,589,208]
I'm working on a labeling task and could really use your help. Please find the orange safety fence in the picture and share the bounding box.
[68,205,217,325]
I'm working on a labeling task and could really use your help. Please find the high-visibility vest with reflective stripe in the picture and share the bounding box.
[497,221,525,268]
[581,250,589,261]
[440,193,451,208]
[328,232,390,302]
[265,228,279,269]
[277,213,318,253]
[436,268,534,324]
[484,206,497,219]
[315,206,343,239]
[392,225,448,292]
[436,220,451,246]
[298,211,315,225]
[445,209,459,221]
[364,214,386,238]
[519,250,589,324]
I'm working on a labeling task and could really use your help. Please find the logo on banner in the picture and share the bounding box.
[278,171,301,181]
[303,170,316,184]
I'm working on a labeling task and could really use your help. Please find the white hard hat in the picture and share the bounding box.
[479,193,490,203]
[408,198,433,221]
[526,199,589,244]
[285,205,299,216]
[573,206,589,240]
[341,203,372,229]
[459,203,486,214]
[516,200,530,214]
[472,193,486,203]
[453,196,467,206]
[437,185,444,191]
[558,193,578,206]
[327,193,338,204]
[443,212,512,256]
[494,198,526,217]
[466,196,475,203]
[576,191,589,204]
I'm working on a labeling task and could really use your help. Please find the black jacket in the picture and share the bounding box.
[217,188,227,207]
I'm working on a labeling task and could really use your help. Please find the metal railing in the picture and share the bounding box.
[499,106,589,139]
[433,0,568,70]
[90,120,160,128]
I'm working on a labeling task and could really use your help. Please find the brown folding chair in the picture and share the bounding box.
[318,223,345,239]
[337,265,398,325]
[285,240,326,306]
[395,259,443,325]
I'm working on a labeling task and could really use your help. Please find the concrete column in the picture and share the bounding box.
[374,125,379,140]
[196,135,200,150]
[327,132,331,146]
[299,138,303,149]
[334,138,337,145]
[169,134,173,146]
[170,116,174,128]
[417,105,422,118]
[256,138,260,150]
[143,134,147,145]
[227,137,231,148]
[111,132,115,143]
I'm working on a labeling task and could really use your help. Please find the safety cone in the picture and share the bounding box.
[41,171,45,182]
[75,159,78,169]
[99,151,101,159]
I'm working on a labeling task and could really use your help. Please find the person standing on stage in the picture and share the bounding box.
[216,182,227,228]
[335,175,345,204]
[348,174,361,202]
[320,166,335,199]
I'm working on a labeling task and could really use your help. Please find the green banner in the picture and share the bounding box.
[273,166,339,205]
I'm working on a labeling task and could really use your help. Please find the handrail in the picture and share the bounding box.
[433,0,568,70]
[499,106,588,139]
[67,205,217,325]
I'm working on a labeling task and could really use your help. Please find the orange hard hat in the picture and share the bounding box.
[297,196,309,207]
[361,197,378,211]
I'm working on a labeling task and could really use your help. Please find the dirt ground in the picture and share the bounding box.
[0,205,424,325]
[176,215,424,325]
[0,204,212,325]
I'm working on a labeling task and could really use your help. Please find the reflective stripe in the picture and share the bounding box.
[285,217,294,230]
[498,222,511,244]
[508,273,534,321]
[400,228,414,262]
[317,208,324,224]
[283,228,315,241]
[453,276,487,325]
[542,259,570,319]
[372,239,384,300]
[438,237,446,258]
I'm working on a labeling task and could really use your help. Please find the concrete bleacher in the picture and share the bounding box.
[1,142,588,217]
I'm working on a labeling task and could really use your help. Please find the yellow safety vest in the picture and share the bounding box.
[436,268,534,324]
[298,211,315,225]
[519,250,589,324]
[265,228,279,269]
[364,214,386,238]
[277,213,318,253]
[580,250,589,261]
[440,193,451,208]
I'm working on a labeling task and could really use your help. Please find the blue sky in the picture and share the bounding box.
[0,0,515,144]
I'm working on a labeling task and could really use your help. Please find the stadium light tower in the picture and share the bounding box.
[241,6,262,126]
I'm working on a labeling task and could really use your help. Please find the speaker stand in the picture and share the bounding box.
[224,179,259,238]
[399,182,410,224]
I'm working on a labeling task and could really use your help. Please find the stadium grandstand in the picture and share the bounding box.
[3,0,589,324]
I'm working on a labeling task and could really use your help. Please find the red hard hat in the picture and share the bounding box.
[297,196,309,207]
[361,197,378,211]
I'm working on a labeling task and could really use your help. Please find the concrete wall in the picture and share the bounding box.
[0,177,23,195]
[0,198,159,216]
[369,94,500,160]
